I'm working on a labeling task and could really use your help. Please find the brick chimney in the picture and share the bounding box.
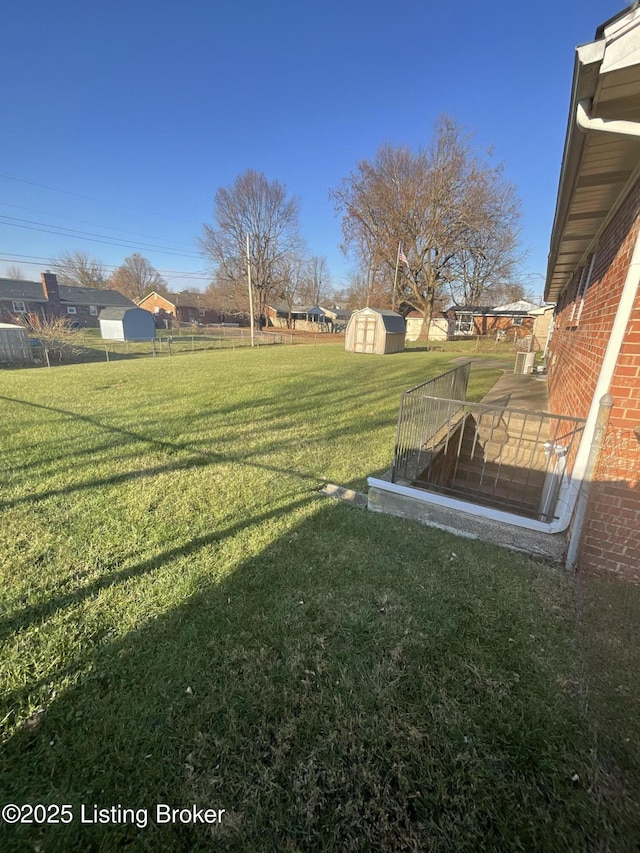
[41,271,61,318]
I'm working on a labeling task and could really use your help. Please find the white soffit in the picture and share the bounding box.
[545,7,640,303]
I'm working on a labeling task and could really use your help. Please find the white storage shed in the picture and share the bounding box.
[0,323,32,363]
[345,308,406,354]
[99,307,156,341]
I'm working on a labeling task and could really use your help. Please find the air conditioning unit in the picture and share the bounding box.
[514,351,536,374]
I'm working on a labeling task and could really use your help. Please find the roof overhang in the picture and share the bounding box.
[545,6,640,302]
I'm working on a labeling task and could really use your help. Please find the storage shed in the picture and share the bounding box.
[99,307,156,341]
[0,323,32,363]
[345,308,406,354]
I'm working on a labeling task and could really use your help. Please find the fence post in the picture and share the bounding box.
[565,393,614,570]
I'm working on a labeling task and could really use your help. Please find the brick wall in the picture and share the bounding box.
[472,314,533,339]
[548,177,640,576]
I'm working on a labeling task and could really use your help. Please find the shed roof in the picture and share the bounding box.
[354,307,406,333]
[99,306,148,321]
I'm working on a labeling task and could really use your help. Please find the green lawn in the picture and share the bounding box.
[0,346,636,851]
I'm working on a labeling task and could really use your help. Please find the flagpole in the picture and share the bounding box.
[392,242,401,311]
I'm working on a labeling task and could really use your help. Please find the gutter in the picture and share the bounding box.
[576,99,640,137]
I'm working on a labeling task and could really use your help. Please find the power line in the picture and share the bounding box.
[0,215,203,259]
[0,252,213,282]
[0,201,200,250]
[0,173,202,224]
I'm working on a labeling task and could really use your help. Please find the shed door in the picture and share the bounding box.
[355,317,376,353]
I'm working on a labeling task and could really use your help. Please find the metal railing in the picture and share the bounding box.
[392,363,471,482]
[393,391,586,521]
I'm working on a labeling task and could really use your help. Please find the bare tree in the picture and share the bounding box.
[110,253,168,302]
[299,255,331,305]
[275,253,306,327]
[27,315,85,363]
[448,176,524,306]
[331,117,523,335]
[5,264,24,280]
[199,170,303,327]
[51,251,109,289]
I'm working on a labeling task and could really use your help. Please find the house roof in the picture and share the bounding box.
[269,302,316,315]
[448,301,537,316]
[171,292,208,309]
[545,5,640,302]
[0,279,48,303]
[58,285,133,307]
[528,304,555,316]
[0,277,134,307]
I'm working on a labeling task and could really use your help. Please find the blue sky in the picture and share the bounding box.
[0,0,626,299]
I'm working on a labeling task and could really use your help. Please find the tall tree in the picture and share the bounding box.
[331,117,523,334]
[51,251,109,289]
[110,253,167,301]
[199,170,303,326]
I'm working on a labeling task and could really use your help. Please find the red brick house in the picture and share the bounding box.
[446,301,537,340]
[137,291,219,326]
[545,5,640,578]
[0,272,134,327]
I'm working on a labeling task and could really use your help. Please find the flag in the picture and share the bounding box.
[398,246,410,270]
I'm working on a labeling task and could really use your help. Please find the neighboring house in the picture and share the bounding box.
[138,291,219,326]
[445,301,537,340]
[405,311,425,341]
[267,303,349,332]
[0,272,134,327]
[345,308,406,354]
[528,304,555,355]
[543,3,640,577]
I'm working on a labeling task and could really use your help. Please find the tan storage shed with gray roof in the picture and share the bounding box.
[345,308,406,354]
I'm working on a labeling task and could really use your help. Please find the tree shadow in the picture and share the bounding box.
[0,500,607,852]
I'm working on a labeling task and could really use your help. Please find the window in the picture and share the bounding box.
[12,300,26,312]
[89,305,98,316]
[66,306,77,315]
[455,312,473,335]
[512,317,523,326]
[199,308,206,317]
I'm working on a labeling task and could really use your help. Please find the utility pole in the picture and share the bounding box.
[246,233,255,347]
